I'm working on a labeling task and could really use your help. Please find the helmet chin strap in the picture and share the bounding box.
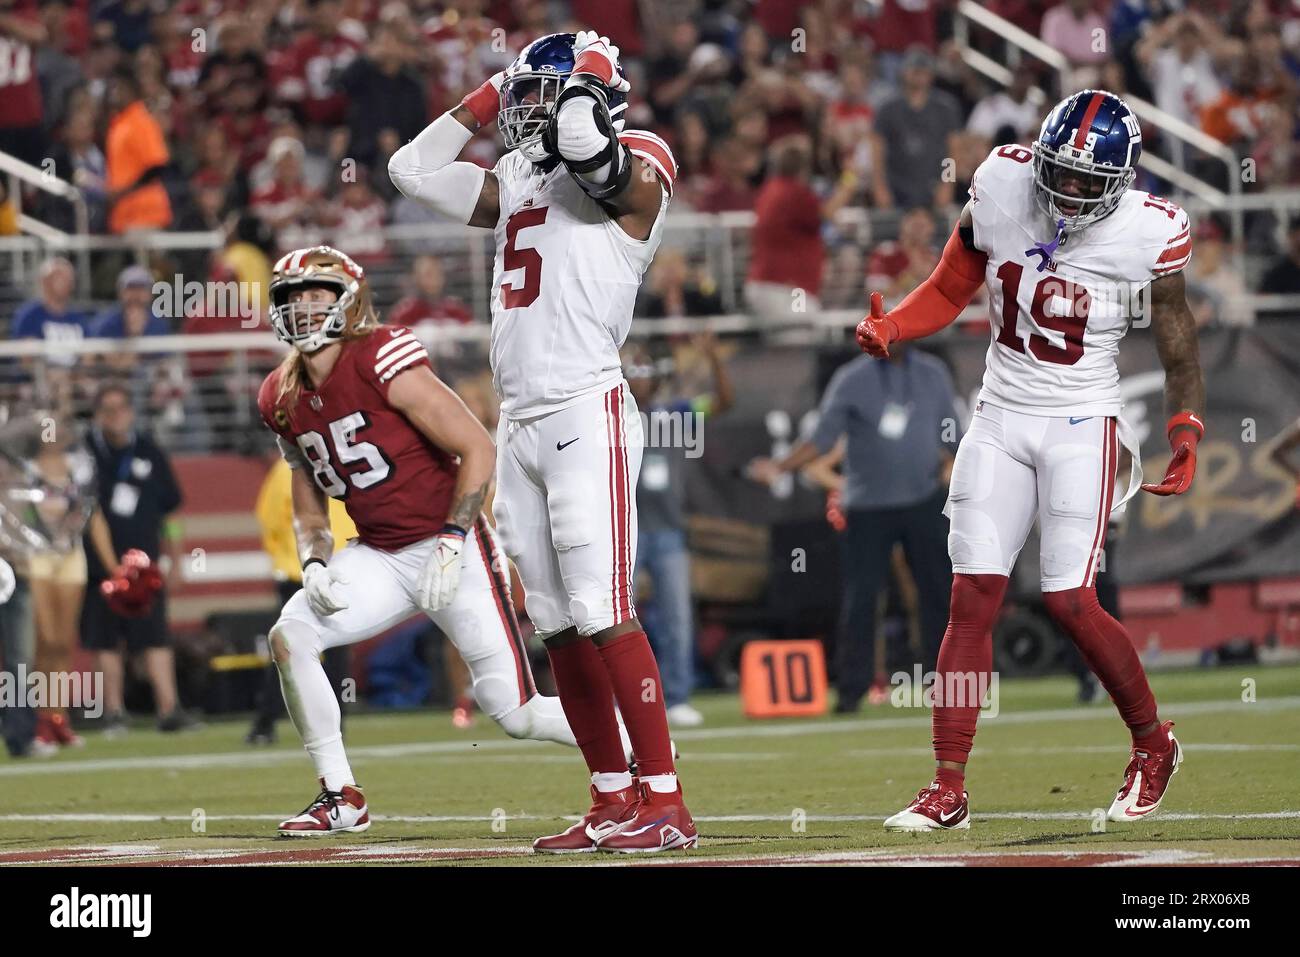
[1025,217,1067,272]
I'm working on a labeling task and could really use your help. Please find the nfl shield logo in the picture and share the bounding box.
[310,396,323,411]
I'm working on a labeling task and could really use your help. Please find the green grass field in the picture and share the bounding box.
[1,663,1297,866]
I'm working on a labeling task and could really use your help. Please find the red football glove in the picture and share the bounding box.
[1142,411,1204,496]
[856,292,898,358]
[825,489,847,533]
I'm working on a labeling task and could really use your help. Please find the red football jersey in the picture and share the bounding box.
[257,326,458,551]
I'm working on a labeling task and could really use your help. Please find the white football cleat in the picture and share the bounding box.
[278,780,371,836]
[667,703,705,728]
[1107,721,1183,823]
[884,781,971,832]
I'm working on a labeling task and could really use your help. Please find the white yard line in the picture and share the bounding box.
[2,810,1297,824]
[0,695,1294,778]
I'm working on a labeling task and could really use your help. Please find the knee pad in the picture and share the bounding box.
[946,507,1005,571]
[1040,527,1100,583]
[547,478,598,552]
[269,618,322,666]
[523,591,570,637]
[495,703,534,739]
[473,672,524,724]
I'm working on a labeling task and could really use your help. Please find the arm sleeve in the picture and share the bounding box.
[387,113,488,224]
[276,434,308,470]
[885,225,988,342]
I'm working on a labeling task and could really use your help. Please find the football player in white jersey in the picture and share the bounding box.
[389,31,695,853]
[856,91,1205,830]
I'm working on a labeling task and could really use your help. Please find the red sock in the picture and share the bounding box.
[545,638,627,775]
[597,629,675,777]
[1134,724,1172,754]
[936,767,966,792]
[932,574,1008,765]
[1043,586,1158,736]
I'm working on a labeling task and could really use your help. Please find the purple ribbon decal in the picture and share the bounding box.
[1025,218,1066,272]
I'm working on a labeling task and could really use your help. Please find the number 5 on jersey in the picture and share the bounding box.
[502,206,548,309]
[297,412,392,497]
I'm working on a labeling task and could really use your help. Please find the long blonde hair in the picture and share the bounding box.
[273,320,377,423]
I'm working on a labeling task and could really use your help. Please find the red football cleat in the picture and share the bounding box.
[451,695,475,729]
[883,781,971,831]
[277,780,370,836]
[1107,720,1183,822]
[532,783,641,853]
[595,780,698,853]
[39,712,84,749]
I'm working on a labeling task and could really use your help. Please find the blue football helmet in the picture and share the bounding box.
[1031,89,1142,231]
[499,32,628,163]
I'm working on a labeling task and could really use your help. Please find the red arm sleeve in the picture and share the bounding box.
[884,225,988,342]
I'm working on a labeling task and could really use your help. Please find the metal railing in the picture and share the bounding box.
[0,150,91,294]
[953,0,1247,252]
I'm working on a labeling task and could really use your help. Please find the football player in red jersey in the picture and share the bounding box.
[257,246,633,836]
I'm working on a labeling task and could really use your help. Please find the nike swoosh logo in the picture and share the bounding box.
[1068,417,1092,425]
[938,807,964,823]
[556,438,580,451]
[619,814,672,836]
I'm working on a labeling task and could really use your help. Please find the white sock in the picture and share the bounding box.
[643,773,678,795]
[273,620,353,791]
[592,770,634,793]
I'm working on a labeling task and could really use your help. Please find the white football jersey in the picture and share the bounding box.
[488,130,676,418]
[969,145,1192,416]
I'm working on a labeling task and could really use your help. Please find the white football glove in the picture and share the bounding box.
[572,30,630,93]
[416,526,468,613]
[0,556,14,606]
[302,561,349,617]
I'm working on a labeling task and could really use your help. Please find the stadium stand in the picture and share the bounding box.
[1,0,1299,703]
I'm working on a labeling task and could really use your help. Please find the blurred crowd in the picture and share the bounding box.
[0,0,1297,338]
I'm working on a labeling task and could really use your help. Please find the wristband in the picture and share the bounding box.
[460,79,501,128]
[302,557,327,572]
[1166,411,1204,449]
[438,524,468,539]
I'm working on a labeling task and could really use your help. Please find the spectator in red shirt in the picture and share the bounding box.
[689,137,759,213]
[686,136,759,213]
[872,0,939,83]
[825,59,877,179]
[865,206,939,301]
[321,179,389,263]
[389,255,474,327]
[270,0,365,127]
[570,0,644,57]
[0,0,48,166]
[250,137,321,251]
[745,135,859,334]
